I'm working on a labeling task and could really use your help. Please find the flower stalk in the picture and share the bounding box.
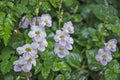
[104,0,109,29]
[27,72,30,80]
[58,0,63,29]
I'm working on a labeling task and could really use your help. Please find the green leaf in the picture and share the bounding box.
[0,30,5,36]
[90,4,118,23]
[21,0,28,5]
[0,11,5,18]
[4,74,14,80]
[0,11,5,25]
[66,53,82,69]
[3,25,12,46]
[34,61,42,75]
[55,74,64,80]
[105,69,119,80]
[0,1,6,9]
[108,60,120,73]
[111,20,120,33]
[7,2,15,10]
[41,2,51,12]
[0,25,3,30]
[9,33,25,49]
[81,6,91,19]
[16,4,28,17]
[41,67,50,79]
[71,14,82,22]
[29,0,37,6]
[0,47,15,60]
[52,62,71,72]
[49,0,58,8]
[0,47,17,74]
[0,60,12,74]
[63,0,73,7]
[39,51,57,79]
[39,51,56,61]
[12,41,25,49]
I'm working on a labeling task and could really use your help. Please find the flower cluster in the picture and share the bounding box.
[28,14,51,51]
[13,14,52,72]
[95,39,117,66]
[54,21,74,58]
[14,44,38,72]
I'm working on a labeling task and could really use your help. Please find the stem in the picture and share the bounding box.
[35,0,42,25]
[58,0,63,29]
[104,0,109,29]
[27,72,30,80]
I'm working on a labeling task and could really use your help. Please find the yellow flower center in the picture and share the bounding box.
[35,31,40,34]
[44,19,48,23]
[102,54,107,59]
[25,48,31,52]
[59,48,64,51]
[38,41,42,44]
[109,43,113,48]
[27,58,32,62]
[67,27,71,30]
[60,35,65,38]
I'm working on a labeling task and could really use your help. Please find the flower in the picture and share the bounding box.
[95,48,112,66]
[66,37,74,50]
[54,43,69,58]
[13,57,23,72]
[105,39,117,52]
[14,53,37,72]
[14,14,53,73]
[30,17,41,27]
[19,16,30,29]
[54,30,73,47]
[13,56,27,72]
[40,14,52,27]
[63,21,74,34]
[31,38,48,52]
[54,21,74,58]
[16,44,37,55]
[28,26,46,41]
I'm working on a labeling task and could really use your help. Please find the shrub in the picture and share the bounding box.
[0,0,120,80]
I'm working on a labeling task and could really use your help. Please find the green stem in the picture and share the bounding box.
[27,72,30,80]
[58,0,63,29]
[104,0,109,29]
[35,0,42,25]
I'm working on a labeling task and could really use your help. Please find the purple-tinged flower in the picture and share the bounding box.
[66,43,73,50]
[19,16,30,29]
[16,44,37,55]
[30,17,41,27]
[63,21,74,34]
[40,14,52,27]
[54,30,73,48]
[66,37,74,50]
[14,53,37,72]
[95,48,112,66]
[23,53,37,66]
[105,39,117,52]
[54,43,69,58]
[54,30,69,46]
[13,57,26,72]
[31,38,48,52]
[22,54,37,72]
[14,61,22,72]
[28,26,46,41]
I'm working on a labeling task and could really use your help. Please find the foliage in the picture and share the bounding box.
[0,0,120,80]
